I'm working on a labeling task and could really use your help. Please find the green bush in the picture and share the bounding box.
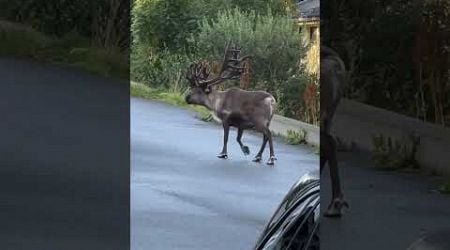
[191,8,304,90]
[440,180,450,194]
[0,21,128,78]
[190,8,306,118]
[131,45,193,92]
[130,3,310,122]
[132,0,200,51]
[0,21,51,57]
[371,133,420,171]
[0,0,129,49]
[131,0,295,52]
[285,129,307,145]
[278,73,312,121]
[322,0,450,126]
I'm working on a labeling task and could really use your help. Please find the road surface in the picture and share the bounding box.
[130,97,319,250]
[321,151,450,250]
[0,59,129,249]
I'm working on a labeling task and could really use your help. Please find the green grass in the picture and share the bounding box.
[313,145,319,155]
[371,133,420,171]
[0,21,128,79]
[285,129,307,145]
[131,81,212,121]
[439,179,450,194]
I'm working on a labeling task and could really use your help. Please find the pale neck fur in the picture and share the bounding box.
[205,89,225,113]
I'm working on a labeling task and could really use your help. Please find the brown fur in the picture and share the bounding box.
[186,86,277,165]
[320,45,348,217]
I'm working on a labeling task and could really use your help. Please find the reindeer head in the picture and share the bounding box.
[185,42,250,105]
[184,60,213,105]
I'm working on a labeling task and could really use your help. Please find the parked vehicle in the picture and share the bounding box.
[254,172,320,250]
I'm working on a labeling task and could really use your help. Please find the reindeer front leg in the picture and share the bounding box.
[217,121,230,159]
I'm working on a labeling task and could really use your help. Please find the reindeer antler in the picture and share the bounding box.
[186,41,252,88]
[185,60,211,87]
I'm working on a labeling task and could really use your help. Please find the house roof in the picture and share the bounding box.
[297,0,319,19]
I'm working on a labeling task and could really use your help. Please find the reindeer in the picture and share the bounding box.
[185,44,277,165]
[320,45,349,217]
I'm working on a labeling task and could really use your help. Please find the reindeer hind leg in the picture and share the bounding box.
[265,128,276,165]
[237,127,250,155]
[253,134,267,163]
[323,133,349,217]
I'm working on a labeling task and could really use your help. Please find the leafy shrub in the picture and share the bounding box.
[0,21,51,57]
[190,8,307,119]
[130,3,313,122]
[0,21,128,78]
[131,0,295,52]
[371,133,420,171]
[0,0,129,49]
[132,0,200,51]
[192,8,304,89]
[440,180,450,194]
[322,0,450,127]
[285,129,307,145]
[131,45,194,92]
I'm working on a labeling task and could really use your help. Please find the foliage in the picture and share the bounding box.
[132,0,199,51]
[0,20,51,57]
[191,8,303,90]
[281,73,315,122]
[131,0,296,51]
[130,81,212,121]
[0,1,129,78]
[131,45,194,92]
[371,133,420,171]
[299,25,320,125]
[0,0,129,50]
[130,81,160,99]
[189,8,307,120]
[285,129,307,145]
[440,180,450,194]
[322,0,450,126]
[0,21,128,78]
[131,2,312,122]
[223,0,296,16]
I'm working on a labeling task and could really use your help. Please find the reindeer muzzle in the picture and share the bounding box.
[185,94,191,104]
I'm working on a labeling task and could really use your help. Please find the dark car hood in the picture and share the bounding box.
[254,172,320,250]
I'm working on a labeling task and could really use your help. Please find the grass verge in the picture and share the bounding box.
[0,21,128,79]
[131,81,315,146]
[285,129,307,145]
[371,133,420,171]
[131,81,212,121]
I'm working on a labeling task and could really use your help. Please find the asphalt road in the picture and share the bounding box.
[130,97,319,250]
[321,151,450,250]
[0,59,129,250]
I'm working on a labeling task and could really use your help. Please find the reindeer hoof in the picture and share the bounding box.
[217,153,228,159]
[266,156,277,165]
[324,198,349,217]
[252,156,262,162]
[241,146,250,155]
